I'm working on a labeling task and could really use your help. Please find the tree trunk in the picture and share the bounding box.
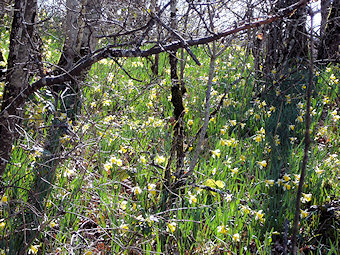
[9,0,99,252]
[264,0,308,72]
[0,0,37,176]
[317,0,340,62]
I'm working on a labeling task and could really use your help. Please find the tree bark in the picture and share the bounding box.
[0,0,37,176]
[9,0,99,252]
[317,0,340,62]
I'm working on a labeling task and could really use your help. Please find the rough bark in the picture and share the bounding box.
[9,0,99,252]
[168,0,185,182]
[317,0,340,62]
[0,0,37,176]
[264,0,308,72]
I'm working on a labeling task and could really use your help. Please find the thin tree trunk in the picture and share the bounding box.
[291,12,314,254]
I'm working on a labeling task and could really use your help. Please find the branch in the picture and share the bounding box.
[0,0,308,121]
[152,13,201,65]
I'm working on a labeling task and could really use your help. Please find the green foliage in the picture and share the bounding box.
[0,37,339,254]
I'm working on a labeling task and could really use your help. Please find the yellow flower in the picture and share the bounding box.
[283,174,290,182]
[265,180,274,187]
[220,129,226,135]
[274,135,280,145]
[220,139,226,146]
[231,167,239,176]
[188,119,194,126]
[140,156,147,164]
[240,155,246,162]
[211,149,221,158]
[116,158,123,167]
[289,125,295,131]
[283,183,291,190]
[257,160,267,169]
[49,220,57,228]
[84,251,93,255]
[277,179,284,186]
[119,146,127,154]
[240,205,251,215]
[103,162,112,173]
[155,155,166,164]
[0,221,5,230]
[132,186,142,195]
[301,193,312,203]
[300,209,308,218]
[315,167,325,175]
[217,225,228,234]
[119,200,128,210]
[188,192,197,204]
[254,135,263,143]
[297,115,304,123]
[230,120,237,126]
[1,195,8,204]
[28,245,40,254]
[210,117,216,123]
[148,183,157,196]
[119,223,129,232]
[232,233,240,242]
[255,210,265,222]
[167,222,176,233]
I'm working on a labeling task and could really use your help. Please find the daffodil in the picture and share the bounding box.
[28,244,40,255]
[119,200,128,210]
[186,190,197,204]
[257,160,267,169]
[301,193,312,203]
[119,223,129,232]
[283,174,290,182]
[315,167,325,175]
[231,167,239,176]
[240,205,251,215]
[255,210,265,222]
[0,221,5,230]
[132,186,142,195]
[297,115,304,123]
[217,225,228,234]
[265,179,274,187]
[230,120,237,126]
[0,195,8,204]
[220,139,226,146]
[289,124,295,131]
[155,155,166,164]
[300,209,308,218]
[49,220,57,228]
[283,183,291,190]
[211,149,221,158]
[232,233,240,242]
[188,119,194,126]
[167,222,176,233]
[139,156,147,164]
[225,194,232,202]
[148,183,157,196]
